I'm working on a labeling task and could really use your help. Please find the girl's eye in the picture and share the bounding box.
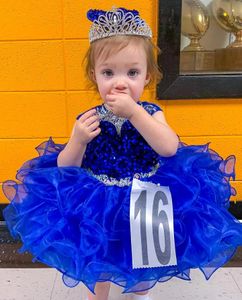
[102,70,113,77]
[128,69,139,77]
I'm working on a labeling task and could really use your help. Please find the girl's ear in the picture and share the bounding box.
[145,73,151,86]
[91,69,96,82]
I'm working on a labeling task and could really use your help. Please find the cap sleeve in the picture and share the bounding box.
[141,101,162,115]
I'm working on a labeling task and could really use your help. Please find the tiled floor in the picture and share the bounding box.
[0,268,242,300]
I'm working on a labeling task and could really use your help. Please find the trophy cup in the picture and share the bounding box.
[180,0,214,72]
[212,0,242,70]
[181,0,210,51]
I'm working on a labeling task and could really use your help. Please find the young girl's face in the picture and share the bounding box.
[93,40,150,103]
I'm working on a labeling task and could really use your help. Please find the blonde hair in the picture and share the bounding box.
[83,35,162,89]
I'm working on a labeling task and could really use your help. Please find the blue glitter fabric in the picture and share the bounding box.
[2,101,242,293]
[81,102,160,182]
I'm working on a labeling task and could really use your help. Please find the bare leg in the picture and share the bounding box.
[132,290,150,299]
[87,282,111,300]
[134,291,149,295]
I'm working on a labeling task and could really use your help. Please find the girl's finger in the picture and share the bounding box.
[90,127,101,138]
[88,121,100,131]
[77,108,97,121]
[84,115,99,126]
[106,94,116,101]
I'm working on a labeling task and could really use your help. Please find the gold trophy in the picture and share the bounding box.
[212,0,242,48]
[181,0,210,51]
[212,0,242,70]
[180,0,214,72]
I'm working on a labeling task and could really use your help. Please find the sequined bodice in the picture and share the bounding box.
[82,101,161,185]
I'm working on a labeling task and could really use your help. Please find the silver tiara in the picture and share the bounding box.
[88,8,152,43]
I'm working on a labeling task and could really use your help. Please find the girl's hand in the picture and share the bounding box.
[72,109,101,145]
[105,93,138,119]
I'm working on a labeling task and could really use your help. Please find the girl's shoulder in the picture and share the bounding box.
[139,101,163,115]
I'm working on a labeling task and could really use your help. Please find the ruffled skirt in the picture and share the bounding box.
[2,138,242,293]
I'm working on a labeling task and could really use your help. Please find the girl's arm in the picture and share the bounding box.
[129,105,179,157]
[57,109,100,167]
[105,94,178,157]
[57,136,87,167]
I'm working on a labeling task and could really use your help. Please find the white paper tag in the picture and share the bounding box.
[130,178,177,269]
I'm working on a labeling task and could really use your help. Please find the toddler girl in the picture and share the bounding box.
[3,7,242,300]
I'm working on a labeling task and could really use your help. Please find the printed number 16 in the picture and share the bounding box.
[134,190,171,266]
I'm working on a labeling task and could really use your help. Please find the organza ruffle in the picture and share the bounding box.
[3,138,242,294]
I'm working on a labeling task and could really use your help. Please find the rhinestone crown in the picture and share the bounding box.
[87,7,152,43]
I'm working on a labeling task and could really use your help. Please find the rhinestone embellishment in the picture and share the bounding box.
[96,105,127,136]
[89,8,152,43]
[86,163,160,187]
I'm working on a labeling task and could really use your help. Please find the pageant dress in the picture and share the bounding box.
[3,101,242,293]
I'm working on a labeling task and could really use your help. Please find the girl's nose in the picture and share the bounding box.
[113,77,127,90]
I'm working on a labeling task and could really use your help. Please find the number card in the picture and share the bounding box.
[130,178,177,269]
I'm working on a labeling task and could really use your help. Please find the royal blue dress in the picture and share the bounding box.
[3,101,242,293]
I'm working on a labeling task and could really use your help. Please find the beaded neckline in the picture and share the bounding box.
[96,101,146,136]
[96,104,127,136]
